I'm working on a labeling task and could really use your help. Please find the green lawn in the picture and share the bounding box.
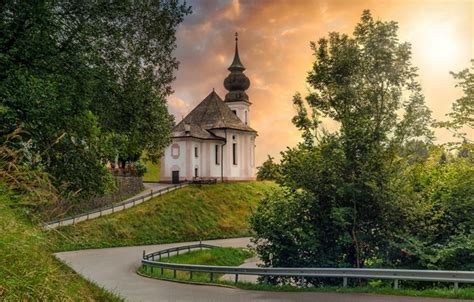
[0,185,122,301]
[49,181,277,251]
[138,247,253,282]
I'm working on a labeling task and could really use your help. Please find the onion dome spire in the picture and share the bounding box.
[224,32,250,103]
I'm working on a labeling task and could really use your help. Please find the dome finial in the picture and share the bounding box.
[229,32,245,71]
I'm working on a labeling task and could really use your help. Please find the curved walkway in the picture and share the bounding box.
[55,238,470,302]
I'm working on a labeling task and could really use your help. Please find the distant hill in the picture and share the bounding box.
[49,181,277,251]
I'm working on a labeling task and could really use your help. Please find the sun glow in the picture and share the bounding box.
[417,22,460,64]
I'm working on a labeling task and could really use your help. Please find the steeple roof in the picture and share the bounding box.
[228,32,245,71]
[224,32,250,103]
[172,91,256,140]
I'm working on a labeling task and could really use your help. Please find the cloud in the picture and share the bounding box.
[169,0,473,165]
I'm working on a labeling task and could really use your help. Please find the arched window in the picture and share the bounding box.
[244,110,248,125]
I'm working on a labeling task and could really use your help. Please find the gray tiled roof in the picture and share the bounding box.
[172,91,256,140]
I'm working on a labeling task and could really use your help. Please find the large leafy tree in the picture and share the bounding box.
[251,10,433,274]
[0,1,190,197]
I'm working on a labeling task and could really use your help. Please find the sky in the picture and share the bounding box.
[168,0,473,166]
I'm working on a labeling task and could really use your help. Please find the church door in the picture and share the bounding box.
[172,171,179,184]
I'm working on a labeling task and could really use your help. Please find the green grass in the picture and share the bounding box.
[143,158,160,182]
[49,181,277,251]
[0,185,122,301]
[138,247,253,282]
[138,246,474,300]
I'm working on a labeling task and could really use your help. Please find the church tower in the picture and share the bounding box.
[224,33,251,126]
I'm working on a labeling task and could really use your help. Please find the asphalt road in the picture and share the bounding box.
[55,237,471,302]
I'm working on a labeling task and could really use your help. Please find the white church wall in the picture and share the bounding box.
[160,140,186,180]
[226,101,250,125]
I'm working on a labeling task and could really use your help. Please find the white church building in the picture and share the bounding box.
[160,34,257,183]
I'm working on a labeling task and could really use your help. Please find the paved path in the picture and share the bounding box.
[55,238,470,302]
[44,182,180,229]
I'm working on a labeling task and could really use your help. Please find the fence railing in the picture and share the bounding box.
[141,243,474,289]
[43,182,188,229]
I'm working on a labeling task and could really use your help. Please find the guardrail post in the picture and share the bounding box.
[159,254,162,261]
[173,269,177,278]
[143,250,146,259]
[394,279,399,289]
[235,274,239,283]
[189,271,193,280]
[151,189,154,198]
[177,249,179,255]
[343,277,348,287]
[123,204,125,210]
[454,282,459,290]
[161,268,164,276]
[210,272,214,282]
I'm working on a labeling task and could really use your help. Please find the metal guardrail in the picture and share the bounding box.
[43,182,188,229]
[141,243,474,289]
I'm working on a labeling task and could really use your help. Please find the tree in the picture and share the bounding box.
[256,155,281,181]
[251,10,434,274]
[0,1,190,198]
[437,60,474,141]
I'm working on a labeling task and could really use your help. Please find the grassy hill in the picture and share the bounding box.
[143,158,160,182]
[0,186,121,301]
[50,181,277,251]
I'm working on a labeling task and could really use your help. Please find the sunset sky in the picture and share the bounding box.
[168,0,473,165]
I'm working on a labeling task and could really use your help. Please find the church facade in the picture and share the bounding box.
[160,34,257,183]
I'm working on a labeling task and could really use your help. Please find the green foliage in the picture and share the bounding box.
[437,60,474,141]
[49,181,277,251]
[250,10,444,276]
[400,153,474,270]
[0,185,122,301]
[0,1,190,198]
[134,161,147,177]
[256,155,281,181]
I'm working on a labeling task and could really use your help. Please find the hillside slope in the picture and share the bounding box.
[0,186,121,301]
[50,181,277,251]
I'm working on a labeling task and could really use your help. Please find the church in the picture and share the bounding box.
[160,34,257,183]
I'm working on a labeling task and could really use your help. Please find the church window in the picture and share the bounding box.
[245,111,248,125]
[195,167,198,177]
[194,146,198,158]
[233,143,237,165]
[232,110,237,115]
[215,144,220,165]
